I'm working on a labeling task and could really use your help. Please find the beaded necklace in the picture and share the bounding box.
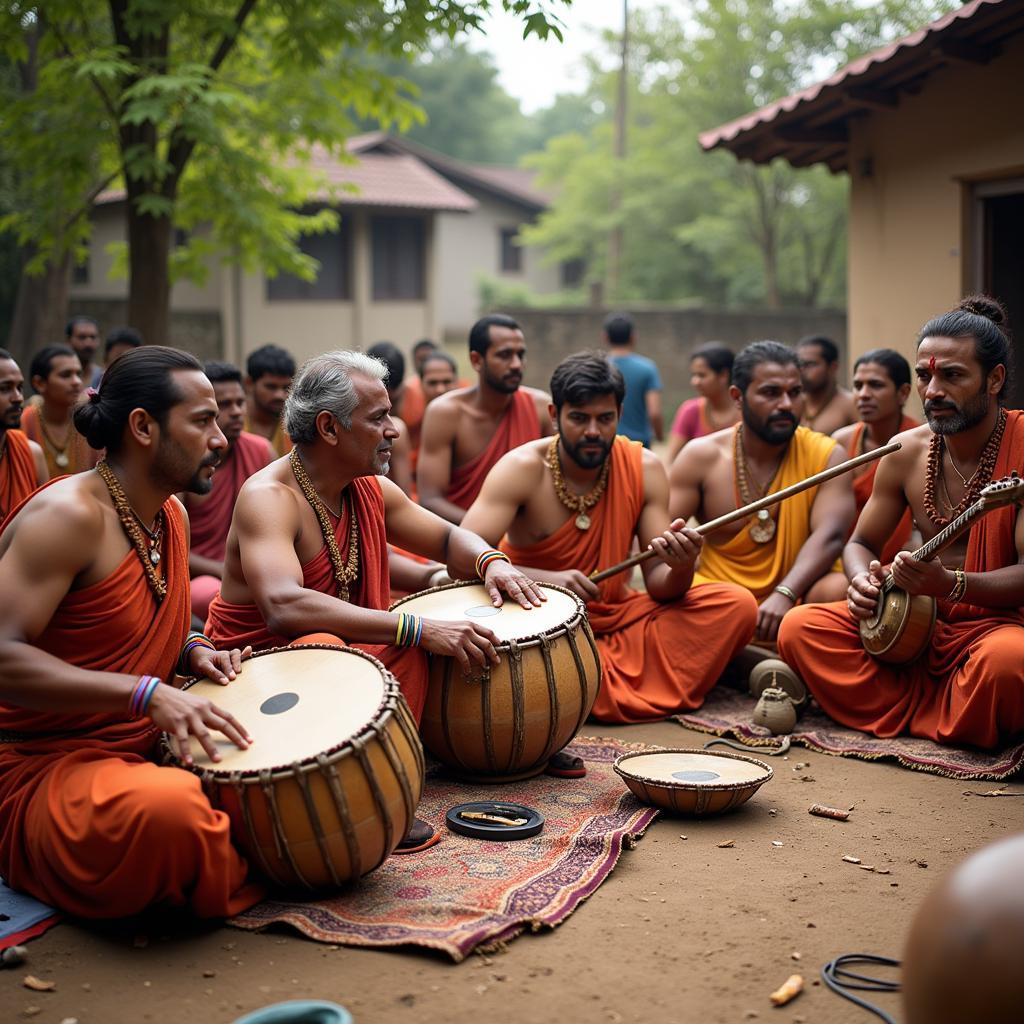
[923,407,1006,527]
[733,424,786,544]
[545,435,611,530]
[95,461,167,602]
[289,448,360,600]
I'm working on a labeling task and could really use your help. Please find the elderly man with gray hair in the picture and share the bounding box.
[205,350,545,852]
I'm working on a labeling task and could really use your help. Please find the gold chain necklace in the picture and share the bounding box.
[95,461,167,602]
[289,448,360,600]
[545,436,611,531]
[734,425,785,544]
[36,410,73,469]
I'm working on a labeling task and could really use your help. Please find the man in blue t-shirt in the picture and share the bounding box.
[604,312,663,447]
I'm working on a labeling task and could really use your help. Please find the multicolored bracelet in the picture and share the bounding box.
[475,549,511,580]
[177,631,215,675]
[129,675,162,719]
[395,613,423,647]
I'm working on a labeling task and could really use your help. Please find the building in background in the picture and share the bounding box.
[70,133,563,366]
[700,0,1024,410]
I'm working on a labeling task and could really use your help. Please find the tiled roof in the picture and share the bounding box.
[699,0,1023,172]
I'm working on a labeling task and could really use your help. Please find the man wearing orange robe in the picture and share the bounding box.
[184,362,274,622]
[778,298,1024,749]
[669,341,855,643]
[417,314,551,523]
[204,350,546,847]
[0,349,47,527]
[244,343,295,457]
[0,347,260,919]
[832,348,919,568]
[461,352,757,723]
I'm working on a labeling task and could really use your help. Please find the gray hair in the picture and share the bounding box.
[284,350,387,443]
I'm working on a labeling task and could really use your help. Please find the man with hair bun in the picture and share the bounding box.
[205,349,546,849]
[462,351,757,726]
[779,296,1024,748]
[0,346,261,919]
[0,349,47,526]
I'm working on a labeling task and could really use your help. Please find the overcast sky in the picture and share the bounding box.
[471,1,664,113]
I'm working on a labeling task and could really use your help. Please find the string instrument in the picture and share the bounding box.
[860,474,1024,664]
[590,441,902,585]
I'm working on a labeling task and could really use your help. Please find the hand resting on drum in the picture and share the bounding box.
[149,682,252,767]
[480,557,546,609]
[419,618,502,674]
[187,643,253,685]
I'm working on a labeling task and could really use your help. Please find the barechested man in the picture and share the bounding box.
[797,335,857,437]
[417,314,552,524]
[670,341,855,644]
[779,297,1024,749]
[205,351,548,848]
[0,349,47,526]
[462,352,756,724]
[0,346,259,919]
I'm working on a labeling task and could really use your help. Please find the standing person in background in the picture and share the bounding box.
[184,362,274,624]
[604,312,663,448]
[367,341,415,497]
[666,343,739,463]
[244,344,295,456]
[65,316,103,390]
[101,327,144,379]
[22,346,101,478]
[797,335,856,436]
[0,350,47,525]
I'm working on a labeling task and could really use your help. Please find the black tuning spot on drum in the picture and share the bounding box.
[464,605,501,618]
[672,769,720,783]
[260,692,300,715]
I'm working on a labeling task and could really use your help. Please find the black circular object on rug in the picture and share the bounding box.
[445,801,544,841]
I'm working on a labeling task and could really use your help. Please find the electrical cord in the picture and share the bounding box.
[821,953,901,1024]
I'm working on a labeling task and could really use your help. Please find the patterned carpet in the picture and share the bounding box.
[674,688,1024,781]
[228,736,658,960]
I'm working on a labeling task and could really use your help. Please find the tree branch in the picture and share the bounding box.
[48,20,119,123]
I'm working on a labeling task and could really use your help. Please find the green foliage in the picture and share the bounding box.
[521,0,959,309]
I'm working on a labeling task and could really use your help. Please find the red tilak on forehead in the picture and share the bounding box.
[929,355,937,372]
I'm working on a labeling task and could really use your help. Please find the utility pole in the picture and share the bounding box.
[605,0,628,301]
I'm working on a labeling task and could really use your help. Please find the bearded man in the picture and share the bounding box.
[0,349,47,526]
[0,347,260,919]
[669,341,855,643]
[461,351,757,724]
[778,297,1024,749]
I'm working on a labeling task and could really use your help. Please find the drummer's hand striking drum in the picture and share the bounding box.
[163,646,425,891]
[391,582,601,782]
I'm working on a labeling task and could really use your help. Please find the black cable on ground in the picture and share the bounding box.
[821,953,901,1024]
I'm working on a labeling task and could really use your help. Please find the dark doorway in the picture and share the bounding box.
[977,186,1024,410]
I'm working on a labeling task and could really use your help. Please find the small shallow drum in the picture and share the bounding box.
[163,646,425,891]
[391,582,601,782]
[614,748,773,816]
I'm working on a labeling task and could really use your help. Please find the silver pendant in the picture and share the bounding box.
[749,508,776,544]
[55,452,69,468]
[575,513,591,530]
[149,548,161,565]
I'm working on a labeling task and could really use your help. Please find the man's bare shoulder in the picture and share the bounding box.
[491,437,549,480]
[888,423,931,465]
[235,463,301,520]
[674,428,732,470]
[421,387,475,431]
[523,385,552,403]
[832,423,857,448]
[2,474,104,559]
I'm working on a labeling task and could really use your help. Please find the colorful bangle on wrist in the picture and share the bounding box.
[129,675,162,719]
[475,549,511,580]
[177,631,215,675]
[395,613,422,648]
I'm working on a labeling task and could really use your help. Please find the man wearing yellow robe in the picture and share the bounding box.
[669,341,855,643]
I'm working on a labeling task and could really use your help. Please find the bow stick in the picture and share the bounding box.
[589,440,903,585]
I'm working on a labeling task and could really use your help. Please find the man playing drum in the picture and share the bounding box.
[460,351,758,723]
[204,351,551,846]
[0,347,261,919]
[778,297,1024,749]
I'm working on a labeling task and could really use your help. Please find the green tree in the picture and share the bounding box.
[0,1,570,352]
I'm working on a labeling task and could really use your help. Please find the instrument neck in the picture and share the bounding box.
[882,500,984,591]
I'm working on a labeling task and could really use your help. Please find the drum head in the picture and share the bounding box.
[394,582,579,641]
[617,750,772,789]
[170,647,387,774]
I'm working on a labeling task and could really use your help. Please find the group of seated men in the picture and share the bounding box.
[0,295,1021,922]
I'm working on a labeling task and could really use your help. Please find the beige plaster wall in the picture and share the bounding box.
[847,31,1024,414]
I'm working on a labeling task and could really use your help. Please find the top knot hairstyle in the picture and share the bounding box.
[550,351,625,414]
[917,294,1012,401]
[73,346,202,453]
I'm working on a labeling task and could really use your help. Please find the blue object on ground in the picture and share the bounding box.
[232,1000,353,1024]
[0,879,57,946]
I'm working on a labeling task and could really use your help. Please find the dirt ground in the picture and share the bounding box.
[5,717,1024,1024]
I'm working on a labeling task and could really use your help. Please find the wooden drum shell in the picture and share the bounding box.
[393,583,602,782]
[860,589,937,664]
[163,647,425,892]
